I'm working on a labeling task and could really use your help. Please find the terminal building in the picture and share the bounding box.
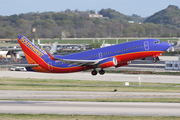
[165,56,180,70]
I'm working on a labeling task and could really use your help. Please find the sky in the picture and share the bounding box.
[1,0,180,17]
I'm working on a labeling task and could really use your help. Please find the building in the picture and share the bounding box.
[89,13,109,19]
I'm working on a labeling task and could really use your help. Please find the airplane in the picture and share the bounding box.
[49,42,58,54]
[16,36,171,75]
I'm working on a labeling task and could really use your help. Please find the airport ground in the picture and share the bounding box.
[0,71,180,118]
[1,56,180,119]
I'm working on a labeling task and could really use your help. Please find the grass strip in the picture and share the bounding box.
[1,77,180,92]
[1,98,180,103]
[0,114,180,120]
[1,77,180,86]
[96,70,180,76]
[1,84,180,92]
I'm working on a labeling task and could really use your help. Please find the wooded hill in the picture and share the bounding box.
[145,5,180,27]
[0,6,180,39]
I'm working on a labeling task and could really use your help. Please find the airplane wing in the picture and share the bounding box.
[58,59,100,66]
[45,50,102,67]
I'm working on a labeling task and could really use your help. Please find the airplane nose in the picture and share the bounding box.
[166,42,171,49]
[163,42,171,51]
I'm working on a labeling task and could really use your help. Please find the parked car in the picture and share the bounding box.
[10,67,26,71]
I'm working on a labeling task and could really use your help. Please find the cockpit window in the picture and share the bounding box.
[154,41,161,44]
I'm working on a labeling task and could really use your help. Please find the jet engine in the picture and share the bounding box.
[99,57,117,69]
[115,62,128,68]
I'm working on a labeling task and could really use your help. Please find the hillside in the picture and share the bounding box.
[145,5,180,27]
[0,7,180,39]
[99,8,133,23]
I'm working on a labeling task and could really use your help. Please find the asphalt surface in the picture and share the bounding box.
[1,90,180,99]
[1,100,180,116]
[0,58,180,116]
[1,71,180,83]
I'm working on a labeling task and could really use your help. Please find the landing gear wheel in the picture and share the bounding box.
[99,69,105,75]
[153,57,157,63]
[91,70,97,76]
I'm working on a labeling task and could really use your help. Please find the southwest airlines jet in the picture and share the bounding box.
[16,36,171,75]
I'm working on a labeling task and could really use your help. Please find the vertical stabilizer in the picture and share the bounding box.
[17,36,47,64]
[49,42,58,54]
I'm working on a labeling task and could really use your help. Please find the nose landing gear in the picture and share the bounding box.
[153,57,158,63]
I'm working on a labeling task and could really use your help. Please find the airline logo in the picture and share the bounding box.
[20,37,44,57]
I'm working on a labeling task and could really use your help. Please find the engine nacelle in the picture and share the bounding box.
[115,62,128,68]
[99,57,117,69]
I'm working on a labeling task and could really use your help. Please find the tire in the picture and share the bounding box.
[91,70,97,76]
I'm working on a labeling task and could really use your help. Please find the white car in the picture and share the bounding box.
[10,67,26,71]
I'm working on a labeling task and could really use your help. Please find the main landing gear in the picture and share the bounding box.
[99,69,105,75]
[91,69,105,76]
[91,69,97,76]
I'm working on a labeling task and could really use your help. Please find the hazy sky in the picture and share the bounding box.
[1,0,180,17]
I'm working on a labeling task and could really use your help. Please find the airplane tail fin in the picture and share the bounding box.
[17,36,47,64]
[49,42,58,54]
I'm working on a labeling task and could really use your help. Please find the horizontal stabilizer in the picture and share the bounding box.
[45,50,59,60]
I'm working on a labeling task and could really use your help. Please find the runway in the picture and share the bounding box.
[1,71,180,116]
[0,100,180,116]
[1,90,180,99]
[1,71,180,83]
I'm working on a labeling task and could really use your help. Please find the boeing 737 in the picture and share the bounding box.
[16,36,171,75]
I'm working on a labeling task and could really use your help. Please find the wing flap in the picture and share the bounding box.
[58,59,99,66]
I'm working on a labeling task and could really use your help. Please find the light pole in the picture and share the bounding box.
[32,28,36,41]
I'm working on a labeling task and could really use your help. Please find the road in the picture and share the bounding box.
[1,71,180,83]
[0,100,180,116]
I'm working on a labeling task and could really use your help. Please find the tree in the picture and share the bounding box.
[5,31,16,39]
[91,42,101,48]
